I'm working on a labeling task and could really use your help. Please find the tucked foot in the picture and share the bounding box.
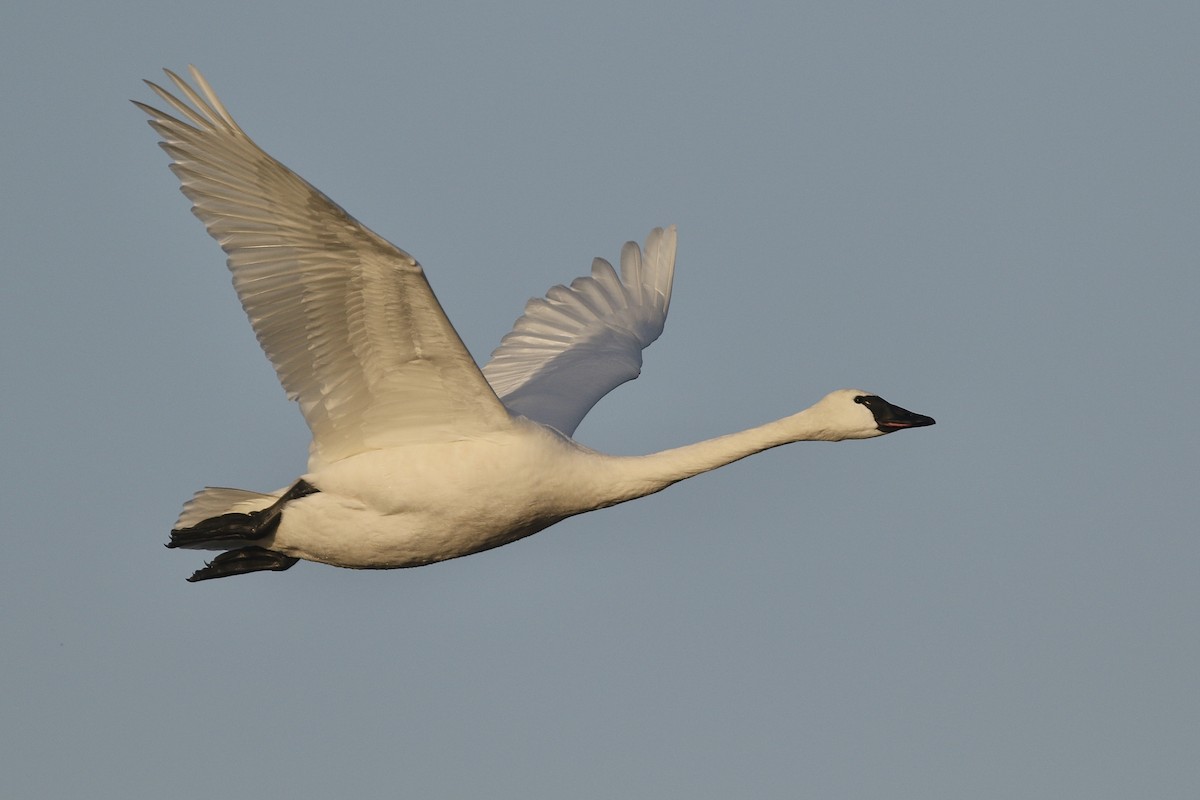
[187,546,300,582]
[168,479,318,549]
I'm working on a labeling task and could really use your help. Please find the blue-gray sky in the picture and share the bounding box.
[3,2,1197,798]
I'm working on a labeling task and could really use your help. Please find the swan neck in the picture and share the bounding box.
[602,407,840,502]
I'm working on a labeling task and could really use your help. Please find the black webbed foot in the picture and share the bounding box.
[168,479,318,549]
[187,546,300,582]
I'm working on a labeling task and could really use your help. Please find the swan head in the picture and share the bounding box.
[811,389,936,440]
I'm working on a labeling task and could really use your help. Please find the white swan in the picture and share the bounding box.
[136,67,935,582]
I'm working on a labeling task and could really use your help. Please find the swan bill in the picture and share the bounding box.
[853,395,936,432]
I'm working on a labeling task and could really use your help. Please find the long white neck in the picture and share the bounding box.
[592,405,853,506]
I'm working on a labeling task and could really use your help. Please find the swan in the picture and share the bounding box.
[136,66,935,582]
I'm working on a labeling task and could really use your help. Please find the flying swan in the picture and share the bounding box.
[136,67,935,582]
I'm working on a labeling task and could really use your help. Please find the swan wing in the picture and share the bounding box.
[482,226,676,436]
[136,67,511,469]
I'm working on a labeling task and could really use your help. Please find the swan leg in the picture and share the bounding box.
[168,479,318,549]
[187,546,299,582]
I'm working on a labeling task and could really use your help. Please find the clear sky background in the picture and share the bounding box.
[2,2,1197,798]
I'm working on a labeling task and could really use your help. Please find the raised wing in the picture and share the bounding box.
[483,226,676,436]
[136,67,512,469]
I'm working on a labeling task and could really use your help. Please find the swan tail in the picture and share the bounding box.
[174,487,279,530]
[168,481,317,552]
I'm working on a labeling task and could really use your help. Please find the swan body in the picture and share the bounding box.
[137,67,935,582]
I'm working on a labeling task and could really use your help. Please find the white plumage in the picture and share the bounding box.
[483,230,675,437]
[138,67,934,582]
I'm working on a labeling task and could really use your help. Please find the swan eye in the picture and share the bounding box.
[854,395,867,405]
